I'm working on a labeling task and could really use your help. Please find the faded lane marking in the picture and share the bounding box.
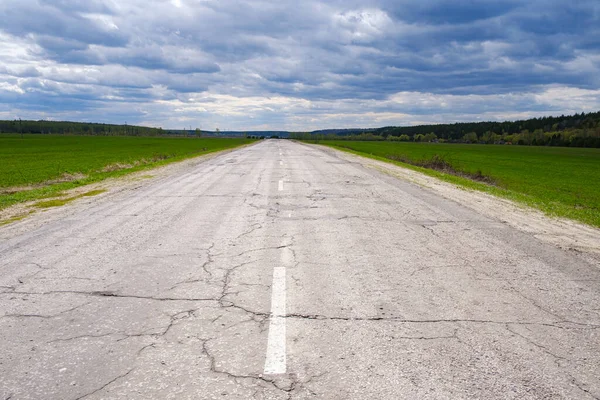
[278,180,284,191]
[280,161,283,166]
[264,246,292,374]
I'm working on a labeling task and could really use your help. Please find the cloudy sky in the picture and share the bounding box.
[1,0,599,131]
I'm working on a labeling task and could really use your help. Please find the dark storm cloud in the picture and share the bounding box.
[383,0,521,24]
[0,0,599,129]
[0,0,128,48]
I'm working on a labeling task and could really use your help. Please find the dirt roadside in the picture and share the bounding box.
[314,144,600,260]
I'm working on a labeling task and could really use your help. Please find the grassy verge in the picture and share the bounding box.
[312,141,600,228]
[0,213,31,226]
[0,135,254,211]
[33,190,107,208]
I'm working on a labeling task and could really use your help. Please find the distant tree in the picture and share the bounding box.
[481,131,493,144]
[195,128,202,137]
[463,132,478,143]
[424,132,437,142]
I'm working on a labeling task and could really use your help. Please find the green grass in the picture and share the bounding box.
[33,189,108,209]
[317,141,600,228]
[33,198,76,208]
[0,134,254,209]
[0,214,30,226]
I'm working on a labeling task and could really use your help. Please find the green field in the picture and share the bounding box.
[0,134,253,209]
[319,141,600,227]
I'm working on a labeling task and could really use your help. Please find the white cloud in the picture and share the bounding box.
[0,0,599,129]
[333,9,393,43]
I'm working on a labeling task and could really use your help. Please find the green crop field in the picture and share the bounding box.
[319,141,600,228]
[0,134,253,209]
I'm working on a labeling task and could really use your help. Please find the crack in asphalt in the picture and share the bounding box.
[281,313,600,329]
[215,244,292,260]
[502,324,600,399]
[45,309,197,345]
[218,260,258,305]
[505,323,569,364]
[506,282,566,321]
[571,381,600,400]
[7,261,52,285]
[1,301,92,320]
[48,332,123,344]
[421,223,440,237]
[149,309,197,338]
[0,285,16,292]
[168,243,216,289]
[0,290,218,302]
[3,142,600,399]
[235,222,264,240]
[201,339,300,397]
[74,369,135,400]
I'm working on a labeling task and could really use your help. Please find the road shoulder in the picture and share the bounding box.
[310,142,600,258]
[0,144,253,238]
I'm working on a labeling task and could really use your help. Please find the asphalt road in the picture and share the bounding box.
[1,140,599,399]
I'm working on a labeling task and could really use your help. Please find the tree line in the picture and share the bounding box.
[291,111,600,148]
[0,120,166,136]
[4,111,600,147]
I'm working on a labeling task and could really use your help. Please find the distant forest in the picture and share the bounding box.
[0,120,166,136]
[3,110,600,147]
[293,111,600,148]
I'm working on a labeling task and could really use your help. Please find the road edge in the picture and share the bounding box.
[0,142,258,234]
[306,142,600,257]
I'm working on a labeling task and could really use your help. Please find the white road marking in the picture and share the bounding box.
[264,247,292,374]
[280,161,283,166]
[278,180,284,191]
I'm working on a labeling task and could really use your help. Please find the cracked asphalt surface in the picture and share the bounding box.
[1,139,600,399]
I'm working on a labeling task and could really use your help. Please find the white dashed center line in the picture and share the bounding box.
[264,246,291,375]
